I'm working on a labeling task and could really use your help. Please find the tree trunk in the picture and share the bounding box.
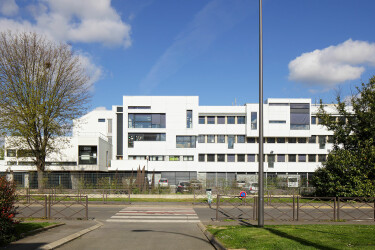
[37,168,44,191]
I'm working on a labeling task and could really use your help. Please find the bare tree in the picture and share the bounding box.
[0,31,92,189]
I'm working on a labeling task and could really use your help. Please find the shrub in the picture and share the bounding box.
[0,176,18,245]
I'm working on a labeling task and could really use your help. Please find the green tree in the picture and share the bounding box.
[311,76,375,197]
[0,31,91,190]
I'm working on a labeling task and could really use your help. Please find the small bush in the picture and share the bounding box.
[0,176,18,245]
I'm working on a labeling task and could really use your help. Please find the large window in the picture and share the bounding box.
[277,154,285,162]
[251,112,257,129]
[237,154,245,162]
[207,116,215,124]
[128,133,166,148]
[199,116,205,124]
[217,135,225,143]
[247,154,256,162]
[217,154,225,162]
[79,146,97,165]
[199,154,205,162]
[7,149,16,157]
[176,136,196,148]
[207,135,215,143]
[288,154,296,162]
[169,156,180,161]
[183,156,194,161]
[227,116,235,124]
[128,113,166,128]
[198,135,205,143]
[217,116,225,124]
[228,135,235,149]
[227,154,235,162]
[298,154,306,162]
[237,135,245,143]
[207,154,215,162]
[237,116,245,124]
[290,103,310,130]
[308,154,316,162]
[308,136,316,143]
[186,110,192,128]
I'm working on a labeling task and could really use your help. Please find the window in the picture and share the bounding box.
[277,138,285,143]
[176,136,196,148]
[199,154,205,162]
[183,156,194,161]
[247,137,256,143]
[129,156,146,160]
[128,106,151,109]
[207,116,215,124]
[217,135,225,143]
[311,116,317,125]
[290,103,310,130]
[6,149,16,157]
[228,135,235,149]
[149,156,164,161]
[269,120,286,124]
[237,116,245,124]
[267,138,276,143]
[108,119,112,133]
[251,112,257,129]
[308,136,316,143]
[217,154,225,162]
[117,107,123,112]
[198,135,205,143]
[128,133,166,148]
[207,135,215,143]
[169,156,180,161]
[98,118,105,122]
[288,138,297,143]
[288,154,296,162]
[217,116,225,124]
[237,154,245,162]
[237,135,245,143]
[277,154,285,162]
[79,146,97,165]
[319,136,326,149]
[227,116,235,124]
[318,154,327,162]
[17,150,33,157]
[308,154,316,162]
[207,154,215,162]
[298,138,306,143]
[227,154,235,162]
[186,110,192,128]
[128,113,166,128]
[199,116,205,124]
[267,154,275,168]
[328,135,334,143]
[269,103,289,106]
[247,154,256,162]
[298,154,306,162]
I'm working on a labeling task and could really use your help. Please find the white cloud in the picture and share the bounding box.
[0,0,131,48]
[0,0,19,16]
[77,52,103,88]
[288,39,375,87]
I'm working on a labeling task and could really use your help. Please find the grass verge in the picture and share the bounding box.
[207,224,375,249]
[1,222,55,247]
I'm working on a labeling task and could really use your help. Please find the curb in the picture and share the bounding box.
[197,222,226,250]
[20,223,65,238]
[39,220,103,250]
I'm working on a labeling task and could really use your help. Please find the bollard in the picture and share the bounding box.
[334,197,337,221]
[216,194,220,221]
[86,196,88,220]
[337,198,340,221]
[296,196,299,221]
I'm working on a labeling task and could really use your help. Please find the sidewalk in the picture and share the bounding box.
[4,220,101,250]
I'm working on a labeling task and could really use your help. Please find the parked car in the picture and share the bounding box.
[158,178,169,187]
[176,181,191,193]
[245,182,258,194]
[236,181,246,188]
[190,179,202,189]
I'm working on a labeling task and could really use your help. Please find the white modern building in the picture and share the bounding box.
[1,96,337,188]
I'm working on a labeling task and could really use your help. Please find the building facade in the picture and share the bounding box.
[1,96,337,187]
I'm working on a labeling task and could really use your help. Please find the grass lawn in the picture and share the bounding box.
[1,222,55,246]
[207,224,375,249]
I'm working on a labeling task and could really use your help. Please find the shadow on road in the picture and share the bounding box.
[131,229,210,244]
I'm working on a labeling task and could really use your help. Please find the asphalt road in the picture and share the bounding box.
[58,205,215,250]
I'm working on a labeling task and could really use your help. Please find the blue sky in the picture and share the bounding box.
[1,0,375,109]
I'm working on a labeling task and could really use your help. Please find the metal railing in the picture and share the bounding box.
[16,195,88,220]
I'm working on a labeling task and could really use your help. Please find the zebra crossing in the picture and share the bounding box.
[106,207,201,223]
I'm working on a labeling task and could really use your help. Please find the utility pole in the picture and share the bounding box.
[258,0,264,227]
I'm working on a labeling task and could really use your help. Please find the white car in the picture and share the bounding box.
[158,178,169,187]
[245,183,258,194]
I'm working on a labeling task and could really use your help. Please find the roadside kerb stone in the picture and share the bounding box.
[197,222,226,250]
[39,220,103,250]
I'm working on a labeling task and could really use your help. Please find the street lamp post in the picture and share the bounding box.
[258,0,264,227]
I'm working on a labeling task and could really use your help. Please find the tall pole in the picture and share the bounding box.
[258,0,264,227]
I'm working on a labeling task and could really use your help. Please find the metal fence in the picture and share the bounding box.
[16,195,88,220]
[216,195,375,222]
